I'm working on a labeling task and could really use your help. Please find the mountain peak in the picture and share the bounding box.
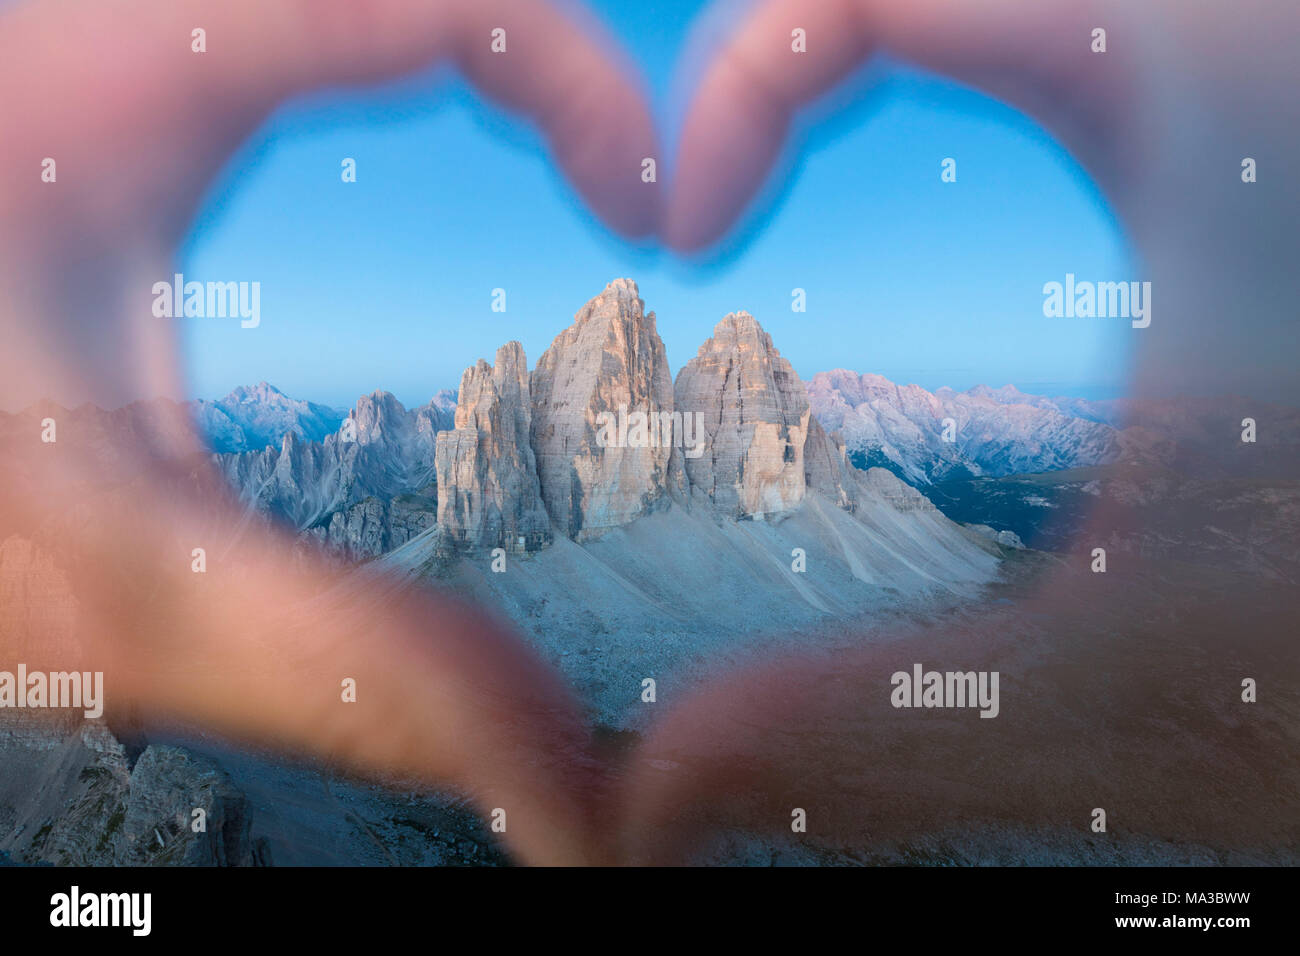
[531,279,676,539]
[566,278,653,335]
[197,382,344,453]
[677,307,818,518]
[967,383,1036,404]
[225,381,288,404]
[697,310,780,361]
[601,277,640,300]
[716,309,759,331]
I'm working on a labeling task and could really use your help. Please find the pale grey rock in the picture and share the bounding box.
[674,311,811,519]
[435,342,551,552]
[803,414,858,512]
[852,465,939,514]
[529,279,679,540]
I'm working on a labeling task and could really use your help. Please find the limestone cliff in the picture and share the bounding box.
[435,342,550,552]
[529,279,680,540]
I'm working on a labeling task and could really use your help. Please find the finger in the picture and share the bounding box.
[0,0,657,244]
[0,0,658,408]
[664,0,1127,252]
[617,565,1300,864]
[0,451,611,865]
[0,0,650,865]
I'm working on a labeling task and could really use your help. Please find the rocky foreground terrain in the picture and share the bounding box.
[1,278,1297,866]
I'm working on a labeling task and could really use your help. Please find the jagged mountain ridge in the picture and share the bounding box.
[140,281,1214,559]
[213,389,455,533]
[192,382,349,454]
[10,280,1292,563]
[423,280,948,556]
[805,370,1173,486]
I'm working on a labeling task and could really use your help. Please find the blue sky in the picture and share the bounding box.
[180,0,1136,410]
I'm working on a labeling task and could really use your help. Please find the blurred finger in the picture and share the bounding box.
[665,0,1126,252]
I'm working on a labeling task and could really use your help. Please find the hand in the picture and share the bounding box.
[666,0,1299,398]
[0,0,659,866]
[2,0,1295,867]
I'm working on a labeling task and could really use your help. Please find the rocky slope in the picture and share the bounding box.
[7,278,1298,867]
[423,281,962,553]
[334,281,1006,720]
[0,279,1011,866]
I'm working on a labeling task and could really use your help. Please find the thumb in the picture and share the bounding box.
[665,0,1300,400]
[663,0,1132,253]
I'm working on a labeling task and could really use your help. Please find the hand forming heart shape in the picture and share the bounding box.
[0,0,1296,865]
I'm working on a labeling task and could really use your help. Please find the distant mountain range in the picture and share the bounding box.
[806,372,1144,485]
[807,374,1300,485]
[0,277,1011,726]
[214,388,456,553]
[193,382,347,453]
[5,277,1294,569]
[192,381,457,456]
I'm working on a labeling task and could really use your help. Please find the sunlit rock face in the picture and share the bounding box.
[529,278,679,540]
[674,311,816,520]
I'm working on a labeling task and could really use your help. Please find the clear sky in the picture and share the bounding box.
[179,0,1137,411]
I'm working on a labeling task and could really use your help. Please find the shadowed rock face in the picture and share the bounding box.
[435,342,550,553]
[803,414,859,512]
[0,725,268,866]
[0,536,267,867]
[215,389,444,535]
[674,311,814,519]
[529,279,680,540]
[301,492,438,562]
